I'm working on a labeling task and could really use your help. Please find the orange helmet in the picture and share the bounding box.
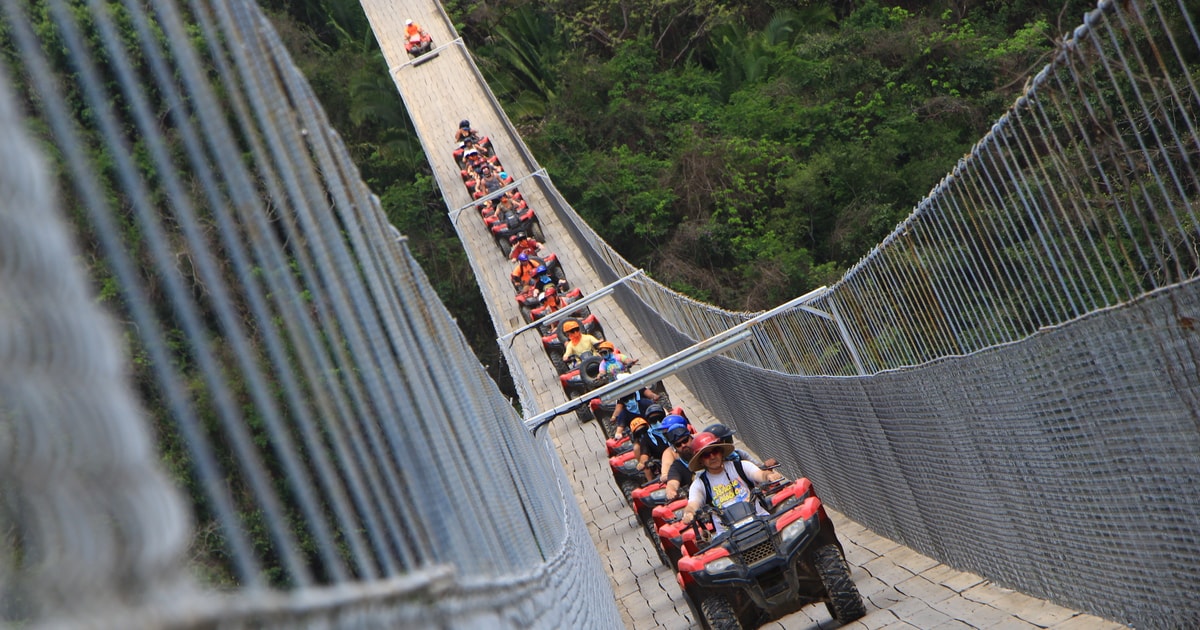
[562,320,580,333]
[597,341,615,352]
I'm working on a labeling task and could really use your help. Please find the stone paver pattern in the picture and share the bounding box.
[362,3,1132,628]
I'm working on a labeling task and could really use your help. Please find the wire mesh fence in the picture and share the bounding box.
[2,0,1200,627]
[515,1,1200,626]
[0,0,614,626]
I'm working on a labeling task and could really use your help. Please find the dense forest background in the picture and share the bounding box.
[262,0,1093,379]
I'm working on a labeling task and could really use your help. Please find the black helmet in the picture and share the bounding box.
[665,425,690,445]
[459,119,470,129]
[703,423,735,442]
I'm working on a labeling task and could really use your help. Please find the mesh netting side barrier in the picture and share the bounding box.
[0,0,615,627]
[501,1,1200,626]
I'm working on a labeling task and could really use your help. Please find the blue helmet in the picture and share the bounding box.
[518,253,529,262]
[536,265,547,274]
[662,414,688,430]
[665,425,691,445]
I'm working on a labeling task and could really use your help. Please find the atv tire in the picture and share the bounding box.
[814,544,866,623]
[530,220,546,242]
[598,415,615,439]
[549,353,569,375]
[579,355,606,388]
[619,478,639,505]
[700,596,742,630]
[644,519,672,567]
[664,541,682,571]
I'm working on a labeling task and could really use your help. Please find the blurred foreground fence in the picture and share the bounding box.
[0,0,615,627]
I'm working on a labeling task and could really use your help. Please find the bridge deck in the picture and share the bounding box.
[363,2,1125,627]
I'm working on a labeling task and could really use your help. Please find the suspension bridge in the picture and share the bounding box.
[0,0,1196,628]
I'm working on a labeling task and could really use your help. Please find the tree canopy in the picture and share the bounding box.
[265,0,1091,355]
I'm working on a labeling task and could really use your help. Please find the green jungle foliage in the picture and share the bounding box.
[265,0,1092,324]
[0,0,1132,591]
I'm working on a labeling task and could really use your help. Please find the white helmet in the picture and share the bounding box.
[405,19,413,25]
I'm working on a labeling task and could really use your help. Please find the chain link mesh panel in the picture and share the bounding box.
[0,0,616,626]
[501,1,1200,626]
[3,0,1200,627]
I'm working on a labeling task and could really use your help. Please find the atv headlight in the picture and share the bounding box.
[650,489,667,502]
[780,519,808,546]
[705,557,734,575]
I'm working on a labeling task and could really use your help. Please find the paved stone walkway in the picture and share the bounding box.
[550,404,1127,630]
[364,2,1132,626]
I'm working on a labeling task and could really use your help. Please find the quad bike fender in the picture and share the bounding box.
[657,520,684,543]
[631,480,665,504]
[774,496,822,532]
[605,434,630,455]
[677,546,730,574]
[604,436,633,456]
[770,478,814,509]
[558,369,581,384]
[657,518,698,552]
[581,315,602,332]
[652,498,688,528]
[677,572,691,590]
[609,449,636,470]
[633,487,668,526]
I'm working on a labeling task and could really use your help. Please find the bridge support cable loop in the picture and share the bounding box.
[387,38,463,74]
[448,168,549,223]
[499,269,644,347]
[524,286,829,433]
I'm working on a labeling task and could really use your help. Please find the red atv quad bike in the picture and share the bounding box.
[655,469,793,571]
[675,478,866,629]
[405,31,433,57]
[607,406,681,503]
[460,155,503,187]
[453,138,493,164]
[507,235,548,262]
[480,195,526,223]
[605,408,689,457]
[509,254,565,294]
[470,171,515,199]
[515,278,572,329]
[529,288,591,335]
[491,206,544,255]
[549,317,606,377]
[624,414,695,561]
[589,381,672,439]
